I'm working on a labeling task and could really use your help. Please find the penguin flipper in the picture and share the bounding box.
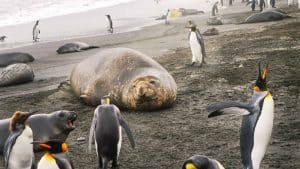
[117,113,135,149]
[3,127,23,168]
[207,101,253,118]
[88,112,97,153]
[53,154,74,169]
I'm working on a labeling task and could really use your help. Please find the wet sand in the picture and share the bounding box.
[0,1,299,169]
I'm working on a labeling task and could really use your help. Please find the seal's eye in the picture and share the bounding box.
[149,80,156,84]
[132,85,136,88]
[59,113,65,118]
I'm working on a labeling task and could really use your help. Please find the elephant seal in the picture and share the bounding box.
[0,52,34,67]
[207,16,223,25]
[56,42,99,54]
[245,9,290,23]
[0,63,34,87]
[70,48,177,111]
[0,110,77,154]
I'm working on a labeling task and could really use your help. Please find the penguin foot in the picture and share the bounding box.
[190,62,196,66]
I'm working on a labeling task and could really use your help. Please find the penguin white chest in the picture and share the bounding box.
[38,154,60,169]
[117,126,122,159]
[251,95,274,169]
[9,126,34,169]
[189,32,202,62]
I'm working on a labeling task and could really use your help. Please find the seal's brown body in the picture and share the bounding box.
[70,48,177,111]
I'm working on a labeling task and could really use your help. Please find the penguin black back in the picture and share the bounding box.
[89,104,135,169]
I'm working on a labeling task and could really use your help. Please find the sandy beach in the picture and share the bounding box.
[0,0,299,169]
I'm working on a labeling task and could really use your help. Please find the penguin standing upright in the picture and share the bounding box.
[36,140,74,169]
[32,20,40,42]
[88,97,135,169]
[3,111,35,169]
[105,15,113,33]
[212,1,219,16]
[207,63,274,169]
[186,22,206,67]
[165,9,171,25]
[182,155,225,169]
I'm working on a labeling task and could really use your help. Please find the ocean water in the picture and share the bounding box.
[0,0,214,50]
[0,0,135,27]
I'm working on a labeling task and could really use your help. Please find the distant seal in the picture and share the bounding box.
[203,28,219,36]
[0,52,35,67]
[245,8,290,23]
[70,48,177,111]
[56,42,99,54]
[0,63,34,87]
[0,110,77,154]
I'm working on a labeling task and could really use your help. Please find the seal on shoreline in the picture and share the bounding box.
[0,52,35,67]
[56,42,99,54]
[0,63,34,87]
[70,48,177,111]
[0,110,77,154]
[245,8,290,23]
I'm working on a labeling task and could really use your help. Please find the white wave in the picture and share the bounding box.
[0,0,135,27]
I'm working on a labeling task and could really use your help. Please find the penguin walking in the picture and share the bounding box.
[36,140,74,169]
[182,155,225,169]
[88,97,135,169]
[207,63,274,169]
[186,22,206,67]
[32,20,40,42]
[3,111,35,169]
[105,15,113,33]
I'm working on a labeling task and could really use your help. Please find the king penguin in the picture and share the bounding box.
[186,22,206,67]
[32,20,40,42]
[182,155,225,169]
[3,111,35,169]
[207,63,274,169]
[88,96,135,169]
[105,15,113,33]
[37,140,74,169]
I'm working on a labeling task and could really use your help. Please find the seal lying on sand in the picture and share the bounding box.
[70,48,177,111]
[0,63,34,87]
[245,8,290,23]
[0,52,34,67]
[203,28,219,36]
[56,42,99,54]
[0,110,77,153]
[207,16,223,25]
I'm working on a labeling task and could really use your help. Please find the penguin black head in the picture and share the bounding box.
[182,155,211,169]
[10,111,35,131]
[254,63,268,92]
[37,140,68,154]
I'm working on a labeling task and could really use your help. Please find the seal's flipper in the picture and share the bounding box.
[117,113,135,149]
[207,101,253,118]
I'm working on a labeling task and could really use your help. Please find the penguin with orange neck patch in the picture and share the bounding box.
[3,111,35,169]
[37,140,74,169]
[182,155,225,169]
[207,63,274,169]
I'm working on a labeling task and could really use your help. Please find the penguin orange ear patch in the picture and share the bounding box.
[185,163,197,169]
[62,143,68,152]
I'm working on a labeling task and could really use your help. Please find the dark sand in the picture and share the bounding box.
[0,2,299,169]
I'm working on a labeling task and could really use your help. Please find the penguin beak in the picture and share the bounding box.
[254,63,268,91]
[39,143,52,150]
